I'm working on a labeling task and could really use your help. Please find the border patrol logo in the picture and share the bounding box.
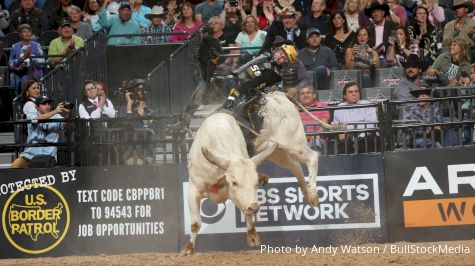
[2,185,70,254]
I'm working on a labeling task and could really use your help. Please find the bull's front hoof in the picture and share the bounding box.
[307,186,319,207]
[247,228,261,247]
[181,242,194,256]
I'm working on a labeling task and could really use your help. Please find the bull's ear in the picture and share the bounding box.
[258,173,269,186]
[201,146,230,170]
[251,143,278,166]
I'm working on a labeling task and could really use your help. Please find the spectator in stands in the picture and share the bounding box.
[10,96,68,168]
[130,0,151,30]
[121,79,156,165]
[99,2,141,45]
[344,27,380,88]
[48,19,85,62]
[170,1,201,42]
[163,0,180,28]
[418,0,445,31]
[256,0,275,30]
[332,81,378,153]
[427,38,471,86]
[48,0,71,30]
[142,6,171,44]
[10,0,49,38]
[408,6,438,65]
[393,54,428,118]
[404,88,443,148]
[219,0,247,40]
[82,0,102,31]
[298,85,330,154]
[324,11,356,67]
[0,6,10,37]
[79,80,116,118]
[299,0,330,36]
[262,6,306,52]
[299,28,339,91]
[95,81,115,111]
[9,24,44,95]
[68,5,93,40]
[232,15,266,65]
[383,0,407,26]
[443,0,475,59]
[386,25,411,67]
[365,2,397,67]
[343,0,370,32]
[195,0,223,24]
[19,80,41,116]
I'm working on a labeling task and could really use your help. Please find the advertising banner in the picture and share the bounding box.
[384,147,475,242]
[0,166,179,258]
[179,155,387,252]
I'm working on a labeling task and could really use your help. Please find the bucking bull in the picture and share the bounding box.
[183,91,338,255]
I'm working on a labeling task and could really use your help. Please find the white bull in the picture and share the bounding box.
[183,112,277,255]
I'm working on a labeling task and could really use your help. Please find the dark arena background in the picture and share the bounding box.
[1,8,475,265]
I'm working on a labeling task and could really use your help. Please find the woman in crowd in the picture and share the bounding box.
[418,0,445,31]
[344,27,380,88]
[343,0,370,32]
[384,0,407,26]
[19,80,41,116]
[386,26,411,67]
[324,11,356,66]
[49,0,72,29]
[219,0,247,40]
[408,6,438,65]
[96,81,116,113]
[427,38,471,86]
[170,1,201,42]
[233,15,267,65]
[82,0,102,31]
[130,0,152,30]
[253,0,275,30]
[163,0,181,28]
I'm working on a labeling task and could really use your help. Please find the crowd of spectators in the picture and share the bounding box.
[2,0,475,167]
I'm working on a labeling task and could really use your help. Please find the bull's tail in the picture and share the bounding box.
[286,95,345,131]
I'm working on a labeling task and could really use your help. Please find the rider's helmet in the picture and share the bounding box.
[272,44,298,65]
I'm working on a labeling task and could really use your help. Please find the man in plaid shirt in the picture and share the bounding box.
[142,6,171,44]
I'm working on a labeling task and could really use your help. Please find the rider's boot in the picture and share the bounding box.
[223,87,241,111]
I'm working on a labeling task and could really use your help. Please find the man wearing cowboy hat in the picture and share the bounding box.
[262,6,307,52]
[142,6,171,44]
[365,2,397,66]
[393,54,429,118]
[443,0,475,52]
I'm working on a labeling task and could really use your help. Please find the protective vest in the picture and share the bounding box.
[281,61,298,89]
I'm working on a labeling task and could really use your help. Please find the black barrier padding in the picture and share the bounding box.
[385,147,475,242]
[178,155,387,252]
[0,86,15,132]
[0,165,180,258]
[106,44,182,94]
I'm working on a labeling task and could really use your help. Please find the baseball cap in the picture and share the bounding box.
[306,28,321,38]
[35,96,53,105]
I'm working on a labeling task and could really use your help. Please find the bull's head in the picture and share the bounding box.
[201,144,278,215]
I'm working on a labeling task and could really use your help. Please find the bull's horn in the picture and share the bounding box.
[251,143,278,166]
[201,146,230,170]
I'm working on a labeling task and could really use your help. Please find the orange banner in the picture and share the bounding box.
[403,197,475,228]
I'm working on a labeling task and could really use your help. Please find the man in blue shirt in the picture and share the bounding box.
[10,96,68,168]
[196,0,224,24]
[99,2,141,45]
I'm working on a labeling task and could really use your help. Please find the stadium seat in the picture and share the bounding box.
[329,69,362,94]
[362,87,393,101]
[375,68,404,88]
[38,30,60,46]
[3,32,21,48]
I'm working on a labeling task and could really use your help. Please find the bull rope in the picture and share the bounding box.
[285,95,346,131]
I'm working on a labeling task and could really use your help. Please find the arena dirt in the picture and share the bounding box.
[1,240,474,266]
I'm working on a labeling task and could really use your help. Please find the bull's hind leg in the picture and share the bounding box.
[181,183,202,255]
[270,148,319,207]
[245,214,260,247]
